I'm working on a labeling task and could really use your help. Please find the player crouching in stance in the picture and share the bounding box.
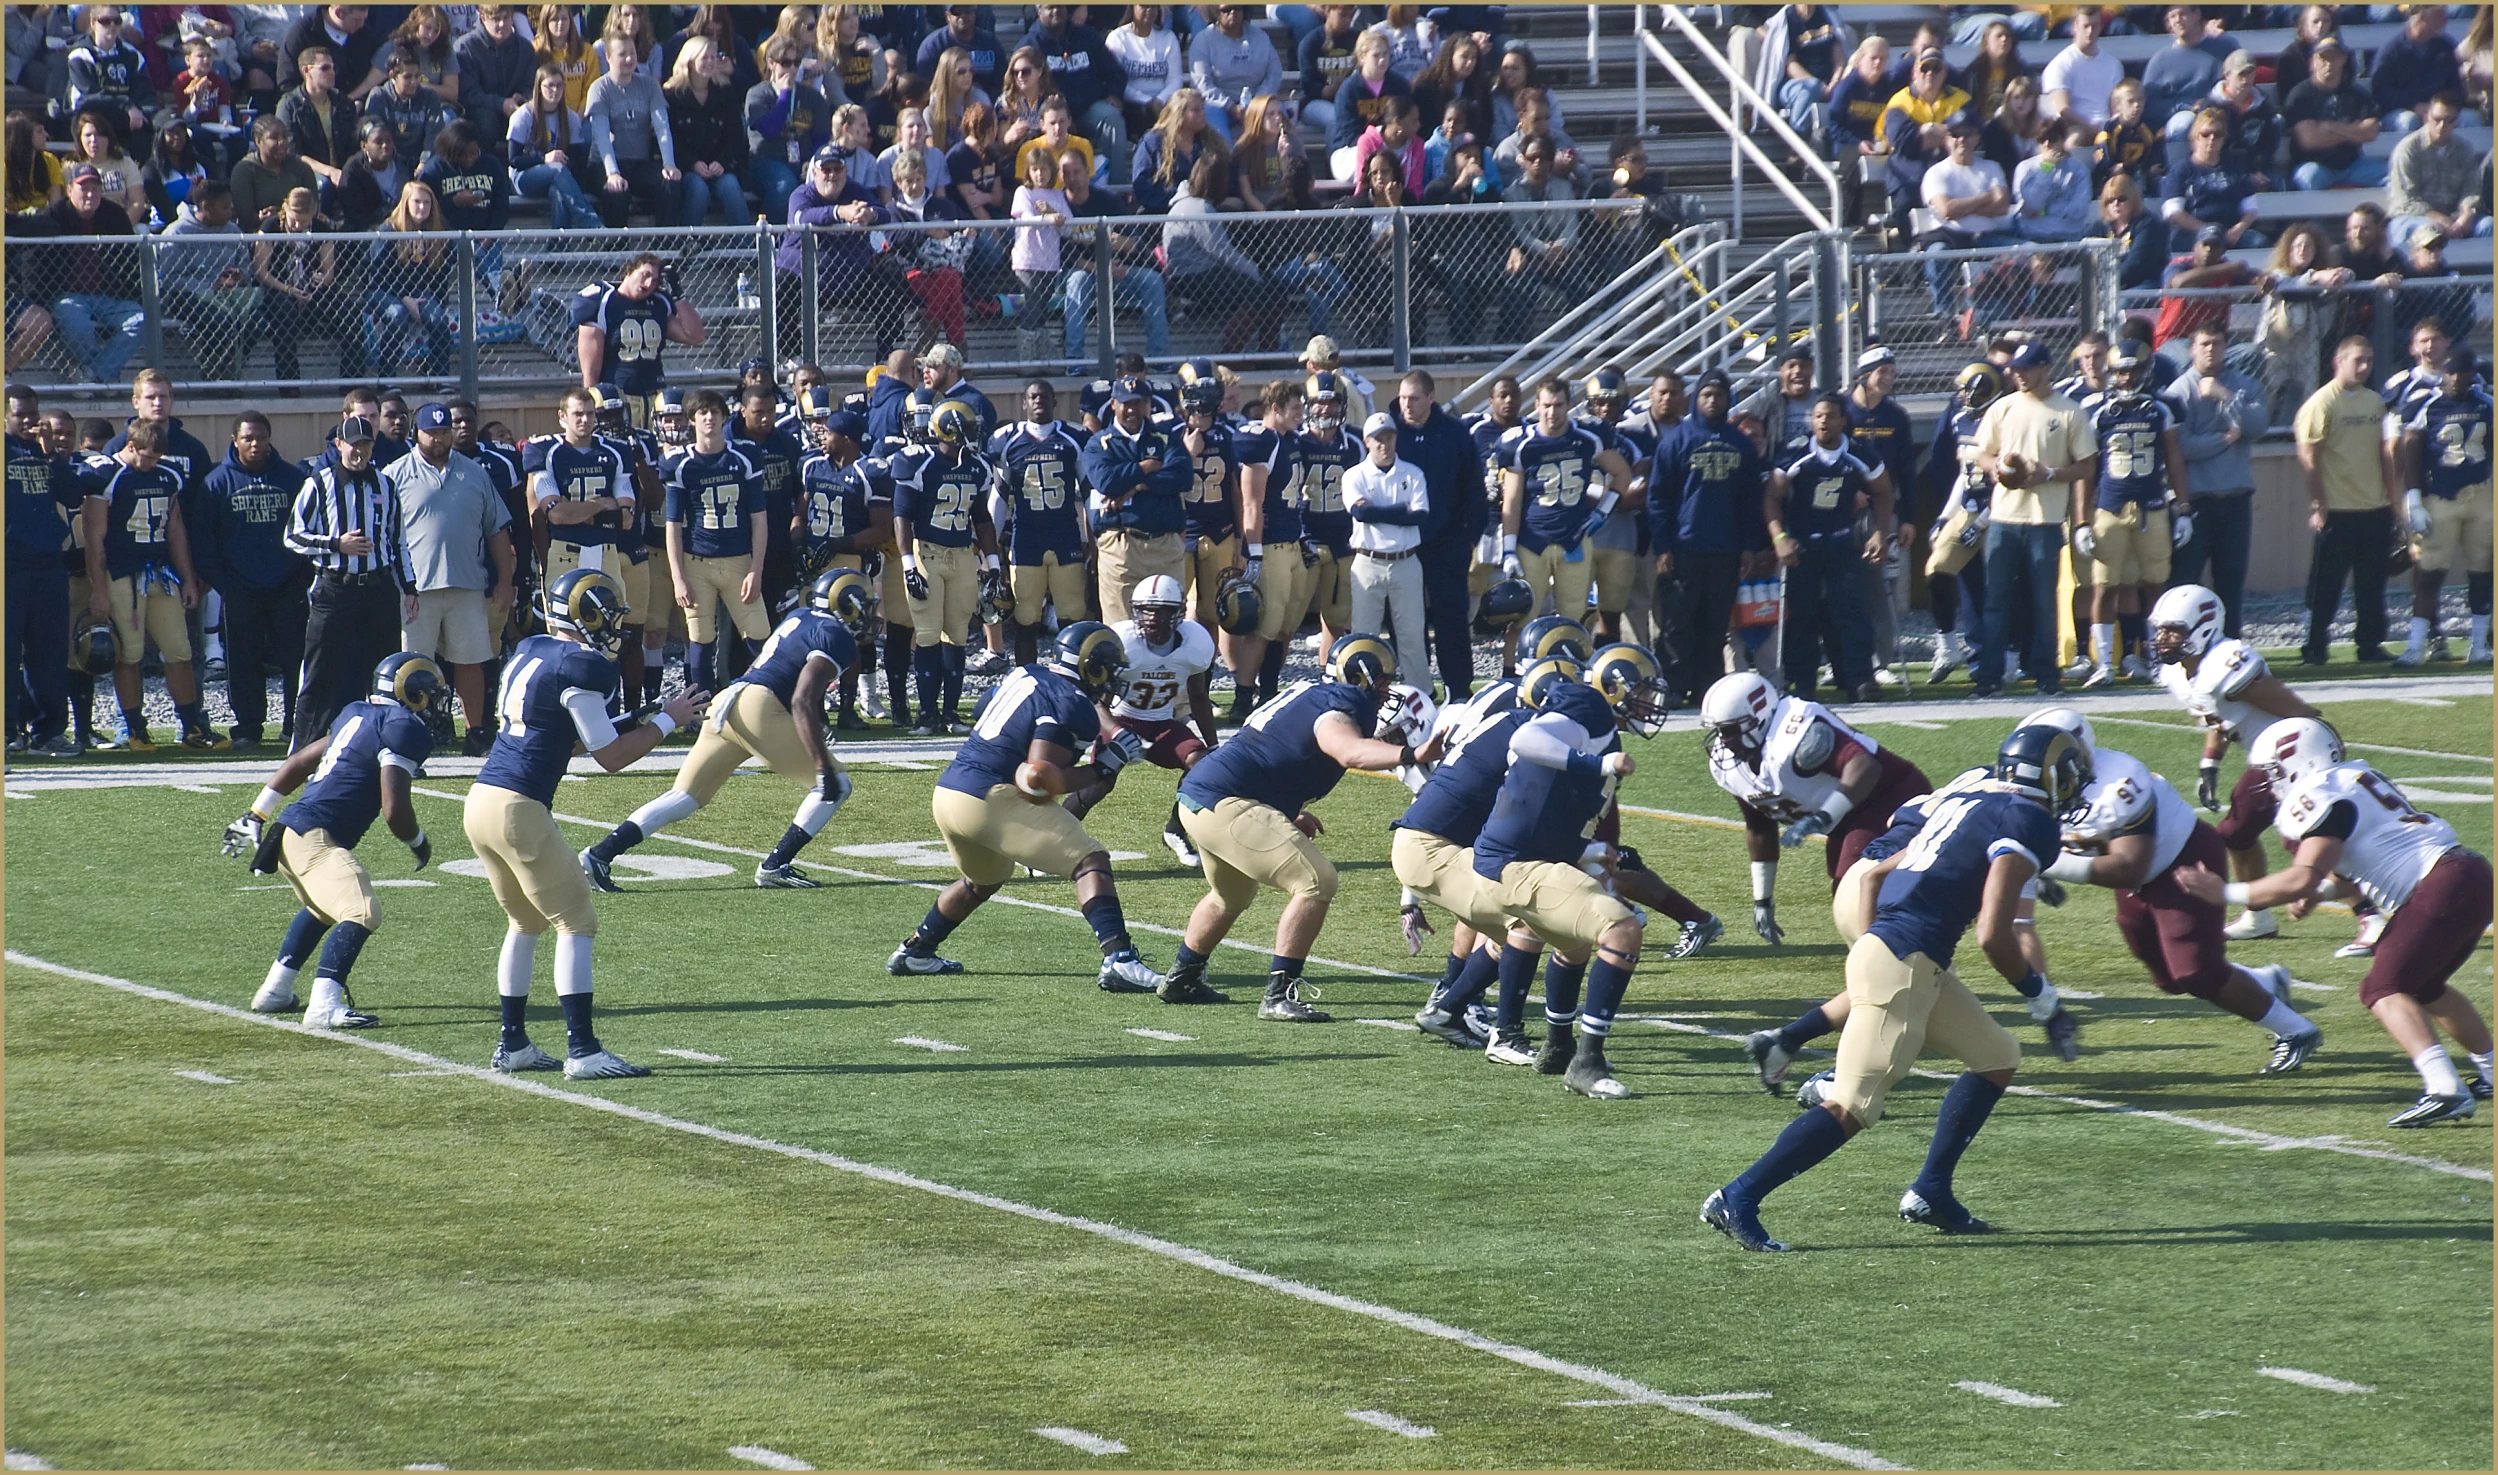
[467,569,709,1079]
[2182,720,2498,1126]
[2026,706,2321,1073]
[228,653,444,1028]
[581,569,874,891]
[1063,575,1221,867]
[888,622,1167,993]
[1168,636,1446,1020]
[1704,725,2085,1251]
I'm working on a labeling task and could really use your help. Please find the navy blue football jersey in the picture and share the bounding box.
[1471,682,1620,877]
[1867,785,2059,966]
[1470,414,1524,498]
[661,445,763,559]
[797,452,890,559]
[2408,388,2493,501]
[1234,423,1303,545]
[82,457,188,579]
[526,434,636,550]
[1395,706,1530,848]
[1777,443,1878,539]
[569,283,676,396]
[280,697,435,848]
[1499,424,1612,552]
[1181,679,1378,818]
[475,634,623,806]
[736,609,858,708]
[1178,420,1238,542]
[939,663,1103,795]
[1296,426,1362,555]
[1860,765,1992,864]
[6,432,80,565]
[987,421,1089,562]
[733,422,806,563]
[2084,391,2176,511]
[888,444,992,549]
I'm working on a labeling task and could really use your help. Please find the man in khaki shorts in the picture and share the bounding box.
[1228,378,1311,721]
[389,403,517,754]
[660,389,771,692]
[2072,339,2190,686]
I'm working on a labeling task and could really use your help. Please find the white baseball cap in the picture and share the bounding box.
[1362,410,1398,438]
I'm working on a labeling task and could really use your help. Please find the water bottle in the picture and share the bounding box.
[736,270,754,310]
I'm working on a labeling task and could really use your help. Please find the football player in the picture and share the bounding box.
[1497,377,1636,624]
[1574,367,1653,646]
[2394,346,2493,666]
[226,653,443,1029]
[465,569,708,1079]
[792,390,894,728]
[2028,706,2320,1072]
[1169,635,1446,1020]
[596,383,671,706]
[1296,371,1363,658]
[987,380,1092,667]
[1170,369,1244,665]
[1229,379,1310,723]
[2147,583,2366,951]
[659,390,772,693]
[1468,376,1530,676]
[2183,720,2496,1126]
[1064,576,1219,866]
[81,418,218,750]
[886,622,1167,994]
[525,387,649,706]
[581,568,873,891]
[889,398,1001,735]
[2073,339,2192,687]
[1704,725,2083,1252]
[1920,362,2002,685]
[1763,394,1894,703]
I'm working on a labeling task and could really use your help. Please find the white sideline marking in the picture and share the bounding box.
[5,950,1904,1472]
[656,1048,727,1063]
[1954,1381,2062,1409]
[2257,1366,2375,1394]
[373,879,440,888]
[1569,1392,1770,1406]
[728,1445,815,1469]
[1345,1410,1436,1438]
[173,1069,235,1084]
[893,1036,968,1053]
[1126,1028,1195,1042]
[2392,697,2456,708]
[405,1463,451,1469]
[2090,713,2492,765]
[2056,989,2105,1000]
[1889,719,1949,730]
[388,1069,463,1077]
[1030,1428,1127,1456]
[1354,1017,1423,1031]
[2182,1409,2241,1419]
[880,760,937,770]
[8,1450,56,1469]
[174,783,221,794]
[2290,980,2341,993]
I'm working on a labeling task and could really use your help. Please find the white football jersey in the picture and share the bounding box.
[1397,679,1519,795]
[1708,696,1880,823]
[2154,639,2277,750]
[1110,619,1216,721]
[2275,761,2462,912]
[2065,747,2197,880]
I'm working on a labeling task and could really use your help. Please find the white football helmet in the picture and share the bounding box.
[1377,682,1438,745]
[2149,584,2226,663]
[1700,672,1778,752]
[1131,573,1185,609]
[2022,705,2095,757]
[2260,717,2344,793]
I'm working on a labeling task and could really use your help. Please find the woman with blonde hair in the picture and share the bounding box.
[534,3,595,110]
[366,180,456,375]
[1229,91,1292,210]
[815,5,884,99]
[996,44,1054,149]
[923,43,989,150]
[1130,84,1227,213]
[508,61,601,228]
[666,35,750,224]
[255,186,358,381]
[1979,73,2045,181]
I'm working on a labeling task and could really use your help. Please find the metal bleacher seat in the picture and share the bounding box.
[1944,18,2449,72]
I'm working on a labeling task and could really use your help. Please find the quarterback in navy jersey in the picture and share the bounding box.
[1171,637,1447,1021]
[585,569,872,891]
[1706,725,2082,1253]
[1395,669,1543,1048]
[465,569,708,1081]
[989,381,1094,665]
[228,655,443,1032]
[888,398,1003,734]
[2077,340,2192,686]
[1765,395,1895,701]
[2395,347,2494,665]
[889,622,1167,994]
[571,253,705,418]
[1497,378,1637,629]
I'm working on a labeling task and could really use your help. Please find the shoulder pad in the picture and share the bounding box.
[1787,716,1835,772]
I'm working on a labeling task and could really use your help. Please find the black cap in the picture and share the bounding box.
[333,415,377,444]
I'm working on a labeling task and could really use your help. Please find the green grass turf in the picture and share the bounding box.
[6,693,2492,1469]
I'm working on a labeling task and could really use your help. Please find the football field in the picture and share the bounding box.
[6,690,2492,1470]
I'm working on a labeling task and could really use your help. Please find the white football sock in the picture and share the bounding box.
[309,976,347,1013]
[626,788,702,838]
[2406,615,2431,653]
[498,929,537,998]
[2473,615,2491,649]
[2415,1044,2464,1098]
[2471,1049,2495,1087]
[554,933,593,996]
[2027,977,2061,1022]
[2255,996,2308,1037]
[262,960,299,993]
[2090,623,2115,666]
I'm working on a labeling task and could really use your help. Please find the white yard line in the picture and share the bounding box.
[1953,1381,2062,1409]
[892,1036,968,1053]
[728,1444,816,1469]
[387,1069,465,1077]
[1568,1392,1770,1406]
[1125,1028,1195,1042]
[2090,713,2492,766]
[7,1450,56,1469]
[173,1069,235,1084]
[2256,1367,2375,1394]
[654,1048,727,1063]
[1029,1428,1128,1456]
[6,950,1903,1473]
[1353,1017,1422,1031]
[1344,1410,1437,1438]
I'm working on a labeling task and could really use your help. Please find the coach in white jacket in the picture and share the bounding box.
[1342,410,1431,677]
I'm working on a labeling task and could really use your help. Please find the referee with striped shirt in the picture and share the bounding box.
[287,416,415,751]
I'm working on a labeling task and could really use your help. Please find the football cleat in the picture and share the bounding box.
[302,1002,379,1030]
[1667,913,1724,961]
[563,1048,653,1079]
[1794,1069,1835,1109]
[1484,1030,1537,1066]
[2388,1092,2478,1128]
[1701,1188,1789,1252]
[2471,1075,2494,1103]
[1415,1004,1488,1047]
[2336,911,2389,959]
[1564,1045,1627,1099]
[1157,971,1230,1005]
[1161,827,1200,867]
[1259,978,1330,1022]
[946,720,972,736]
[1899,1187,1993,1234]
[887,943,966,976]
[1744,1028,1798,1092]
[2042,1006,2081,1062]
[118,728,157,752]
[251,980,301,1014]
[2223,909,2279,941]
[2261,1027,2323,1076]
[580,848,622,893]
[1535,1025,1576,1075]
[1098,949,1165,993]
[909,722,935,737]
[181,724,230,750]
[491,1041,563,1072]
[754,861,822,889]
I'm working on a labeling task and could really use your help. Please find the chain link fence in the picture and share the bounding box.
[2120,275,2490,421]
[1850,238,2116,395]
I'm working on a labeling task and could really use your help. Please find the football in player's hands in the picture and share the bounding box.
[1999,451,2034,487]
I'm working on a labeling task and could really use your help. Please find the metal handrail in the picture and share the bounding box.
[1632,5,1843,235]
[1452,219,1726,405]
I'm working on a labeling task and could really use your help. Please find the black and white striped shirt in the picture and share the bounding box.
[286,460,411,584]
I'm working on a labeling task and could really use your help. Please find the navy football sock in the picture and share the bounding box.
[913,645,943,725]
[642,668,662,705]
[1494,944,1536,1034]
[315,920,370,982]
[118,701,148,738]
[588,820,643,862]
[1269,953,1305,978]
[2118,611,2146,657]
[1542,956,1585,1025]
[1777,1005,1834,1054]
[910,902,963,951]
[1726,1102,1850,1205]
[685,642,714,692]
[762,823,812,869]
[1080,894,1130,954]
[1170,944,1209,978]
[500,994,530,1049]
[885,629,914,715]
[1911,1070,2006,1204]
[2469,571,2493,618]
[174,700,207,732]
[277,908,328,970]
[1257,637,1287,697]
[942,643,966,718]
[1435,950,1466,994]
[1437,946,1499,1013]
[1580,954,1633,1038]
[557,991,597,1056]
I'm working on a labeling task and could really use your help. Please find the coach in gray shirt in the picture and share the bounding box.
[389,402,516,753]
[2162,321,2269,639]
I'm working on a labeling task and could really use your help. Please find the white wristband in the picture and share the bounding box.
[1500,532,1518,556]
[650,712,677,739]
[2223,882,2251,907]
[1750,860,1776,904]
[1816,792,1853,827]
[252,785,286,820]
[901,554,918,574]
